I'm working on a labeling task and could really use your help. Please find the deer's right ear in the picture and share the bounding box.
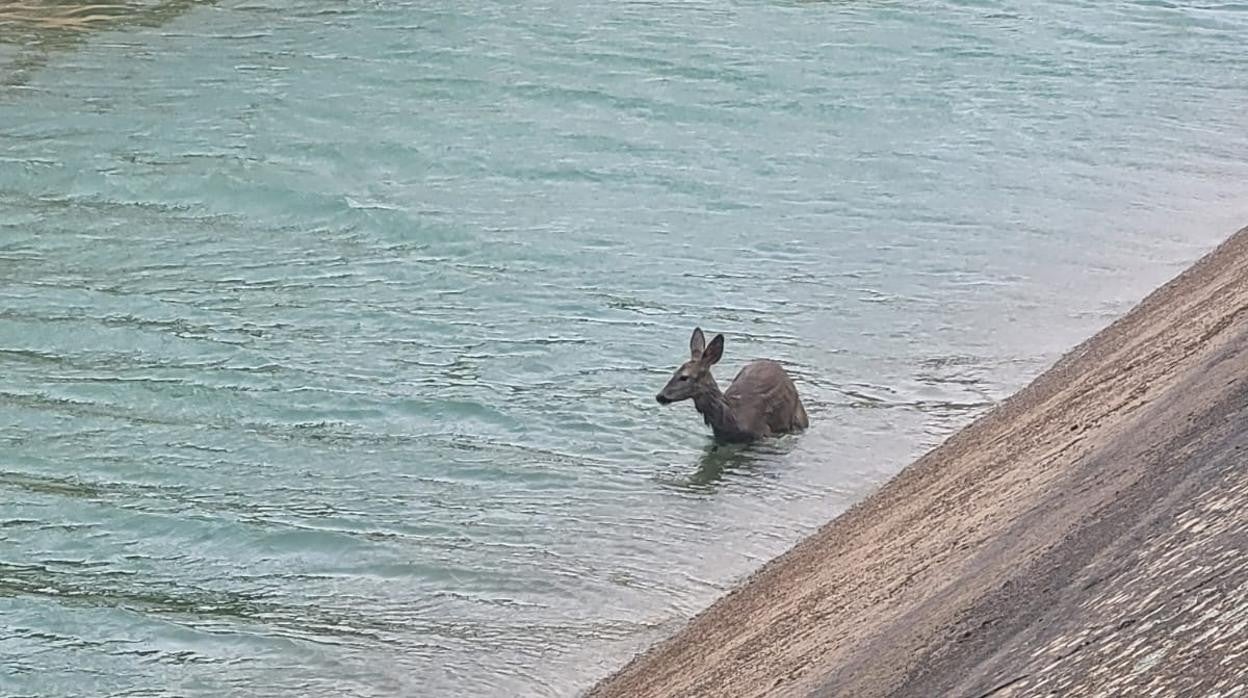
[690,327,706,358]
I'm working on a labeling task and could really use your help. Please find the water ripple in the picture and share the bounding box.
[2,0,1247,696]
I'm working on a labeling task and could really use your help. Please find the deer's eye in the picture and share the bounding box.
[678,375,689,382]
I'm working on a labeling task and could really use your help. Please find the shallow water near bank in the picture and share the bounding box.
[1,0,1247,695]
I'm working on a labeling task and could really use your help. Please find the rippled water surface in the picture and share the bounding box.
[2,0,1246,695]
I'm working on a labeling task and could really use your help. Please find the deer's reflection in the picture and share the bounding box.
[674,434,802,490]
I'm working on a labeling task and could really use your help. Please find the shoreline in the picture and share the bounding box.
[588,226,1248,696]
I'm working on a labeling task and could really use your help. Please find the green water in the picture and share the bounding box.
[1,0,1246,695]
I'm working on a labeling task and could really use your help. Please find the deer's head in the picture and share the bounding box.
[656,327,724,404]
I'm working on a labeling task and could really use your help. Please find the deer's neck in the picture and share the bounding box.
[693,376,744,441]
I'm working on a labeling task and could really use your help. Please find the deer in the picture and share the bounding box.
[655,327,809,443]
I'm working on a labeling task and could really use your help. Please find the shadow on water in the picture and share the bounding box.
[0,0,212,89]
[687,442,758,488]
[663,436,801,491]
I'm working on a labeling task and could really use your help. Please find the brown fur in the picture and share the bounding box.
[656,328,809,443]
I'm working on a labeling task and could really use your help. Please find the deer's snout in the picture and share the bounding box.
[655,393,673,405]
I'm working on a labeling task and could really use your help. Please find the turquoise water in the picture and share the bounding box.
[2,0,1246,695]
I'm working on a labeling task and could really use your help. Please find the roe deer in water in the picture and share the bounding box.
[655,328,808,443]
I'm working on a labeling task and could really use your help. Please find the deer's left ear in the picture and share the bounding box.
[701,334,724,366]
[690,327,706,359]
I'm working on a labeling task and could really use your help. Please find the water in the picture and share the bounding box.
[1,0,1246,695]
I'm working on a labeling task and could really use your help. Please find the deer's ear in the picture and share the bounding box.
[702,334,724,366]
[690,327,706,358]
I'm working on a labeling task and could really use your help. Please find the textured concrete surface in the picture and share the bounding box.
[588,227,1248,698]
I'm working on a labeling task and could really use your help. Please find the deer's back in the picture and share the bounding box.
[723,359,808,438]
